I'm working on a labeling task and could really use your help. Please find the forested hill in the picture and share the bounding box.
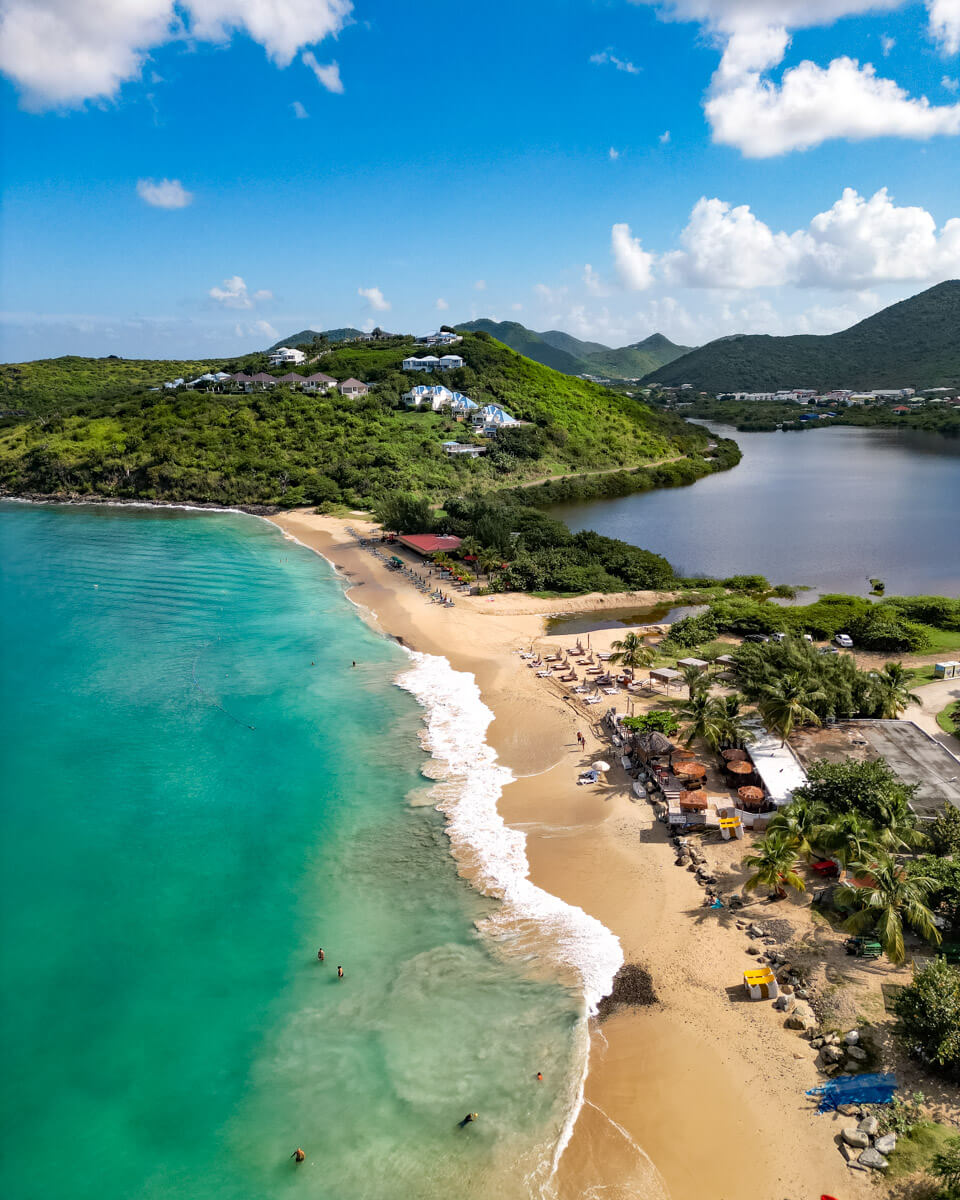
[0,331,727,509]
[455,319,692,379]
[266,327,364,351]
[644,281,960,391]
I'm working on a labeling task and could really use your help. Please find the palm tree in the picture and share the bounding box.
[743,833,807,899]
[765,799,827,863]
[678,690,724,749]
[680,662,710,698]
[715,694,755,749]
[459,536,481,560]
[759,674,826,745]
[814,811,882,881]
[837,853,941,964]
[477,549,501,582]
[608,632,655,675]
[871,661,922,718]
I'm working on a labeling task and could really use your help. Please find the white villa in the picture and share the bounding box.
[403,385,478,413]
[402,354,465,373]
[338,378,368,396]
[474,403,517,430]
[417,331,462,346]
[302,372,338,391]
[268,346,306,366]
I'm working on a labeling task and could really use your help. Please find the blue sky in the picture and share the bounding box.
[1,0,959,360]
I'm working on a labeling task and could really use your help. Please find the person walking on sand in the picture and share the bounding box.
[317,948,324,962]
[337,965,343,978]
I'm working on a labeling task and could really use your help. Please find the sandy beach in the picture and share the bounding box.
[268,509,871,1200]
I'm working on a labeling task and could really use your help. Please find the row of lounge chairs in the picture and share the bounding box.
[348,527,455,607]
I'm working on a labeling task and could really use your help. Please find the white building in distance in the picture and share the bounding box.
[268,346,306,366]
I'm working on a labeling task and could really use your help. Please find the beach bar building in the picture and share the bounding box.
[746,728,808,807]
[397,534,463,558]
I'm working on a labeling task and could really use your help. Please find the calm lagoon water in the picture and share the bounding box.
[0,503,592,1200]
[552,425,960,596]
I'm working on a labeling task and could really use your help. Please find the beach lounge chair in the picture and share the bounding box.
[602,687,619,695]
[578,769,600,785]
[536,669,554,678]
[584,695,602,705]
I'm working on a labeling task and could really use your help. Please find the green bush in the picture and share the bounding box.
[893,958,960,1080]
[622,710,680,736]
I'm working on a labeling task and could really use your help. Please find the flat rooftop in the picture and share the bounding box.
[792,720,960,821]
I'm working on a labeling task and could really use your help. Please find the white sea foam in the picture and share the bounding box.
[396,650,624,1182]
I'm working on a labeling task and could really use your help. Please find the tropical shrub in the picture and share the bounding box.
[893,958,960,1079]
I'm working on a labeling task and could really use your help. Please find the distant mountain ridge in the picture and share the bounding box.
[266,328,365,351]
[644,281,960,391]
[454,319,693,379]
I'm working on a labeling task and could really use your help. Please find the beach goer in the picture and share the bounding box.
[291,1148,305,1163]
[317,948,324,962]
[337,965,343,978]
[458,1112,478,1128]
[536,1072,543,1082]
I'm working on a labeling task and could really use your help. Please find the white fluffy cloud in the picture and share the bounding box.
[358,286,389,311]
[291,99,308,118]
[209,275,272,308]
[0,0,352,109]
[589,49,640,74]
[611,223,656,290]
[435,297,449,310]
[609,146,620,159]
[706,53,960,156]
[302,50,343,94]
[660,188,960,288]
[627,0,960,155]
[136,177,192,208]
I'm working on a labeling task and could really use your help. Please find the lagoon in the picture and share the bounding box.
[551,425,960,596]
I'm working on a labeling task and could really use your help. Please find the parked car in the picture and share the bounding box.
[743,633,770,643]
[834,633,854,648]
[819,646,840,655]
[802,633,813,642]
[771,632,787,643]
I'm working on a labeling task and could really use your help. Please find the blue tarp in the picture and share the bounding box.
[806,1072,898,1113]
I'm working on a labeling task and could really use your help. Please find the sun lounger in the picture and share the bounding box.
[578,770,600,785]
[536,669,554,677]
[584,695,601,705]
[602,687,619,695]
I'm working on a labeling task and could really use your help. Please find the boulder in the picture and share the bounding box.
[810,1036,824,1050]
[874,1133,897,1156]
[847,1046,868,1062]
[839,1142,859,1163]
[773,993,795,1013]
[837,1104,861,1117]
[785,1004,818,1032]
[841,1129,870,1149]
[858,1148,888,1171]
[858,1116,879,1137]
[844,1030,860,1045]
[822,1044,845,1064]
[747,945,761,956]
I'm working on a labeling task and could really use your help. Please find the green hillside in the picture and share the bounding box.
[644,281,960,391]
[455,319,692,379]
[586,334,693,380]
[266,327,365,351]
[454,320,590,374]
[0,356,221,416]
[0,332,721,509]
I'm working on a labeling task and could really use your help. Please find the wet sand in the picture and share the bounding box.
[268,510,866,1200]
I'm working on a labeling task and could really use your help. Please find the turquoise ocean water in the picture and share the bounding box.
[0,503,606,1200]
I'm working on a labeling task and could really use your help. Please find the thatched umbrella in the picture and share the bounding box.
[737,785,765,808]
[726,759,753,777]
[721,748,748,762]
[635,731,676,761]
[679,790,708,811]
[674,761,706,780]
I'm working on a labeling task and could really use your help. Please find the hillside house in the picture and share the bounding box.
[339,378,369,396]
[450,392,478,415]
[250,372,278,388]
[442,441,486,457]
[403,384,454,410]
[277,373,304,385]
[303,373,338,392]
[416,331,462,346]
[473,404,518,432]
[439,354,464,370]
[163,377,185,389]
[403,355,441,372]
[268,346,306,366]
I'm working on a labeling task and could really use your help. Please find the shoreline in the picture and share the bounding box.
[267,509,866,1200]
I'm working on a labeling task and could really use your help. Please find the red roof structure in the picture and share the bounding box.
[397,534,463,557]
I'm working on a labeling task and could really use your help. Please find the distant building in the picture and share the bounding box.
[397,534,463,557]
[441,441,486,457]
[403,384,454,410]
[277,372,305,385]
[416,331,462,346]
[439,354,464,370]
[403,356,441,372]
[473,403,518,432]
[268,346,306,366]
[302,373,338,391]
[338,378,369,396]
[250,372,278,387]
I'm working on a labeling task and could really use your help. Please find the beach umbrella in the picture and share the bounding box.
[674,761,706,779]
[636,731,675,759]
[592,760,611,773]
[727,760,753,776]
[721,748,748,762]
[738,786,765,807]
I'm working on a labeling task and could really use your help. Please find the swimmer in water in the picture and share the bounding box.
[536,1072,543,1082]
[458,1113,478,1128]
[317,948,324,962]
[291,1148,305,1163]
[337,965,343,978]
[352,661,356,668]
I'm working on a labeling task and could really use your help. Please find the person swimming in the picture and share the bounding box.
[536,1072,543,1082]
[317,948,324,962]
[291,1148,305,1163]
[337,965,343,978]
[457,1112,478,1128]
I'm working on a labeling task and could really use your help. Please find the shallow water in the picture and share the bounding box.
[0,503,595,1200]
[551,425,960,596]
